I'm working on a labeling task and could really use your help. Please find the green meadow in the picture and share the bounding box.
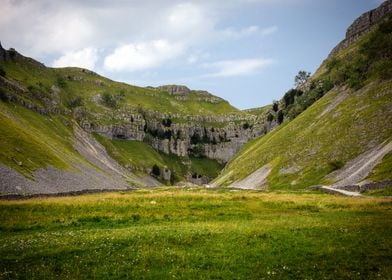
[0,189,391,279]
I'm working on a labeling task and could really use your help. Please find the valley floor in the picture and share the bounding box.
[0,188,391,279]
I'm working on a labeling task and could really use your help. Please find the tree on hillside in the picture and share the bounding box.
[272,101,279,112]
[294,70,311,88]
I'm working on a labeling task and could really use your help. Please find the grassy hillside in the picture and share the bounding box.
[0,189,391,279]
[213,17,392,189]
[0,101,76,177]
[0,47,243,189]
[93,133,223,183]
[0,55,241,117]
[242,105,272,116]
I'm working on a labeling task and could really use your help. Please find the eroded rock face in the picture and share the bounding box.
[157,85,191,95]
[329,0,392,57]
[79,109,267,163]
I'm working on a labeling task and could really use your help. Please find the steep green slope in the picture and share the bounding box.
[0,102,70,177]
[213,16,392,189]
[93,133,222,183]
[243,105,272,116]
[0,45,245,192]
[0,54,241,117]
[0,100,149,192]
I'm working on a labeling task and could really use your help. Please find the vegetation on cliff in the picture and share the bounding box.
[0,44,254,189]
[213,16,392,189]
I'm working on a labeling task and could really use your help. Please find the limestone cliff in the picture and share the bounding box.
[329,0,392,57]
[0,44,273,189]
[79,107,264,163]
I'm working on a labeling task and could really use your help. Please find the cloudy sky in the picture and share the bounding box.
[0,0,383,109]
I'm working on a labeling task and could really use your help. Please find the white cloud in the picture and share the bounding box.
[30,14,94,54]
[104,40,184,72]
[52,48,98,69]
[0,1,95,56]
[187,55,198,64]
[165,2,213,39]
[0,0,278,75]
[186,51,210,65]
[202,58,275,77]
[222,25,259,38]
[222,25,278,39]
[260,25,278,36]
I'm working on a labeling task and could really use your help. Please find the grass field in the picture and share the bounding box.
[0,189,391,279]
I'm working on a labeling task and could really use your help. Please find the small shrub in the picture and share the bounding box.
[325,58,341,72]
[28,84,49,99]
[0,66,6,77]
[101,92,117,108]
[190,133,202,145]
[370,60,392,80]
[56,76,67,88]
[272,102,279,112]
[67,96,84,108]
[328,160,344,171]
[8,48,17,59]
[0,88,9,102]
[162,118,172,127]
[286,104,303,119]
[143,134,154,145]
[192,144,204,156]
[277,110,284,124]
[176,130,184,140]
[283,89,303,108]
[131,214,141,222]
[164,130,172,139]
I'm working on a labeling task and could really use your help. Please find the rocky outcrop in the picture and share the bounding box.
[0,42,6,61]
[157,85,191,95]
[80,108,264,163]
[0,45,46,68]
[335,180,392,193]
[0,76,59,115]
[329,0,392,57]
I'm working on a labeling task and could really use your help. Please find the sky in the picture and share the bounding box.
[0,0,384,109]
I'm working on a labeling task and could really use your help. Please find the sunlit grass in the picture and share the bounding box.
[1,189,391,279]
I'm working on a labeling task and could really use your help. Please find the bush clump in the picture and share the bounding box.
[328,160,344,171]
[101,92,117,108]
[0,66,6,77]
[67,96,84,109]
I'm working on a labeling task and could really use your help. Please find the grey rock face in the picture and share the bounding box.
[329,0,392,57]
[80,108,267,164]
[161,167,172,181]
[157,85,191,95]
